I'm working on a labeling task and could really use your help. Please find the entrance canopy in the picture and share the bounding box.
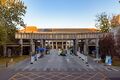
[15,32,108,40]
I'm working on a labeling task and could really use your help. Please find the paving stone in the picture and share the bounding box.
[8,49,114,80]
[13,75,23,79]
[28,74,38,79]
[17,77,30,80]
[34,77,47,80]
[50,76,61,80]
[10,72,108,80]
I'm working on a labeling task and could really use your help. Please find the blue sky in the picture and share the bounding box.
[22,0,120,28]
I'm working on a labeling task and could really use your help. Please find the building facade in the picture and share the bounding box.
[13,26,107,58]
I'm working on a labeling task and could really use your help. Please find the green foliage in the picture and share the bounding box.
[0,0,26,44]
[0,25,6,44]
[95,12,111,32]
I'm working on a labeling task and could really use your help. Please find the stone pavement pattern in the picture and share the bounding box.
[9,71,109,80]
[1,49,119,80]
[11,49,120,72]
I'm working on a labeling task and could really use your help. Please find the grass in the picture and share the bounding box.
[0,55,29,65]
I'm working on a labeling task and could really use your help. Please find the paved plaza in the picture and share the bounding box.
[9,71,108,80]
[10,50,120,72]
[0,49,120,80]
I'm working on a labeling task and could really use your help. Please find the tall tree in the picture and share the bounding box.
[99,34,116,59]
[116,28,120,58]
[95,12,111,32]
[0,0,26,44]
[110,15,120,28]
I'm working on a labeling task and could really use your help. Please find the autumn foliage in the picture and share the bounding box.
[99,34,116,59]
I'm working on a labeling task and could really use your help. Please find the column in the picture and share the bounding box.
[56,42,57,49]
[30,39,35,56]
[3,44,7,57]
[52,41,54,49]
[84,39,88,55]
[8,48,11,57]
[70,40,71,47]
[73,39,78,55]
[41,39,43,48]
[69,41,71,48]
[43,40,46,54]
[20,39,23,56]
[66,42,67,50]
[84,39,88,63]
[96,39,99,59]
[62,41,63,49]
[78,42,80,52]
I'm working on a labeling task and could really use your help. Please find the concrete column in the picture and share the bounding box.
[52,41,54,49]
[66,42,67,50]
[62,41,63,49]
[73,39,78,55]
[56,42,57,49]
[78,44,80,52]
[8,48,11,57]
[84,39,88,55]
[41,39,43,48]
[70,40,71,47]
[43,40,45,48]
[69,41,71,48]
[20,39,23,56]
[30,39,35,56]
[96,39,99,59]
[3,44,7,57]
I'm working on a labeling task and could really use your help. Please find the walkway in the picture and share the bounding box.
[0,49,120,80]
[11,49,120,72]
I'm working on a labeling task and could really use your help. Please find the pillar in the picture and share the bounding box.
[52,41,54,49]
[43,40,45,48]
[96,39,99,59]
[30,39,35,56]
[84,39,88,55]
[20,39,23,56]
[66,42,67,50]
[3,44,7,57]
[41,39,43,48]
[69,41,71,48]
[8,48,11,57]
[78,40,80,52]
[56,42,57,49]
[62,41,63,49]
[70,40,72,47]
[73,39,78,55]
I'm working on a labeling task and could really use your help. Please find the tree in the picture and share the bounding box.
[0,25,6,45]
[116,37,120,58]
[0,0,26,44]
[95,12,111,32]
[99,34,116,59]
[115,28,120,58]
[110,15,120,28]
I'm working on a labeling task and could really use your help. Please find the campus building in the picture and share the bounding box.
[18,26,98,50]
[14,26,107,58]
[3,14,120,57]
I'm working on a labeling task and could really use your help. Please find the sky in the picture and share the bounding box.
[22,0,120,28]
